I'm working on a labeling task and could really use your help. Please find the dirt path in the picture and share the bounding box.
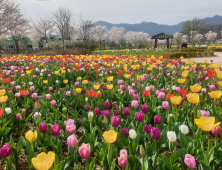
[187,52,222,65]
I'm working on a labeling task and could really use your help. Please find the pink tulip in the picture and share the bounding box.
[118,80,124,85]
[212,125,221,136]
[32,93,38,99]
[33,112,41,119]
[50,100,57,107]
[15,93,20,97]
[21,109,26,113]
[46,94,51,100]
[16,113,22,120]
[129,89,134,95]
[184,154,196,169]
[118,155,127,168]
[120,149,128,158]
[131,100,138,108]
[66,91,71,96]
[66,124,76,134]
[158,92,165,99]
[67,135,78,148]
[79,143,90,159]
[162,101,170,109]
[64,119,74,126]
[16,85,21,89]
[200,110,209,117]
[75,82,79,86]
[30,86,35,91]
[10,81,15,86]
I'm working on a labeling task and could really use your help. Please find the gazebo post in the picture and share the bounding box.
[167,38,169,49]
[154,39,157,49]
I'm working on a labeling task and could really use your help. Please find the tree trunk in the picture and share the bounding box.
[15,39,19,54]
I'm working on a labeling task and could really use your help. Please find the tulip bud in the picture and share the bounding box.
[212,125,221,136]
[62,107,67,113]
[140,145,145,156]
[104,116,108,125]
[88,112,93,122]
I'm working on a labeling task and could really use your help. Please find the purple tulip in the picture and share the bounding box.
[122,127,129,136]
[143,124,152,133]
[104,101,111,109]
[39,122,47,133]
[123,107,130,116]
[154,115,162,124]
[135,112,144,122]
[111,116,120,127]
[85,104,91,111]
[140,104,149,113]
[50,124,60,136]
[0,144,12,158]
[150,127,161,139]
[94,107,100,115]
[101,110,110,118]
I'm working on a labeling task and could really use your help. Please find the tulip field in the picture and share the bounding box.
[0,54,222,170]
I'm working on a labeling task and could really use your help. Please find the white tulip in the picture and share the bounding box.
[29,82,33,86]
[5,108,11,114]
[129,129,137,139]
[172,86,176,90]
[56,80,59,83]
[132,83,135,86]
[180,125,189,135]
[201,88,206,93]
[85,97,88,102]
[146,86,150,91]
[41,69,44,73]
[167,131,176,142]
[26,67,30,70]
[40,73,43,76]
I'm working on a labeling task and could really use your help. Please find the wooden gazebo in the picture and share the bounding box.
[150,33,173,49]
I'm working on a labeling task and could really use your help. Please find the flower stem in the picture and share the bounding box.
[207,132,210,153]
[193,106,196,128]
[155,140,157,153]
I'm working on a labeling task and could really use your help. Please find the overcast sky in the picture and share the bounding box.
[20,0,222,25]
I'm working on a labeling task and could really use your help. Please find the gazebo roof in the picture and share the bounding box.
[150,33,173,40]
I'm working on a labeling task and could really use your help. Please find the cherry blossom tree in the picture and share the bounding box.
[0,0,27,36]
[108,27,125,44]
[30,17,54,42]
[193,33,204,44]
[205,31,218,44]
[173,32,183,46]
[92,25,108,50]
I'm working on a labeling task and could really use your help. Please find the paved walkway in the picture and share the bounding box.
[188,52,222,65]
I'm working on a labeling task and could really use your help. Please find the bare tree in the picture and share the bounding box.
[53,7,74,49]
[31,17,54,42]
[0,0,27,36]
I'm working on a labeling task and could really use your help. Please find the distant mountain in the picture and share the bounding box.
[95,15,222,36]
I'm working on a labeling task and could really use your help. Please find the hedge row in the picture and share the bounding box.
[162,51,214,58]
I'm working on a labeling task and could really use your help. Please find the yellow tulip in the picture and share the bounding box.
[106,84,113,90]
[218,81,222,87]
[217,72,222,79]
[190,85,202,93]
[124,74,131,79]
[195,117,220,131]
[54,71,59,75]
[181,71,189,77]
[76,88,82,94]
[147,67,153,70]
[107,76,113,82]
[0,89,6,96]
[0,96,8,103]
[201,65,206,68]
[208,91,221,99]
[183,66,189,70]
[191,65,196,68]
[178,79,186,84]
[63,80,68,84]
[137,75,142,80]
[31,152,55,170]
[82,80,88,85]
[77,77,82,81]
[93,84,100,90]
[25,130,37,143]
[43,80,48,84]
[26,70,32,74]
[62,70,66,74]
[186,93,199,104]
[102,130,117,144]
[170,96,182,105]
